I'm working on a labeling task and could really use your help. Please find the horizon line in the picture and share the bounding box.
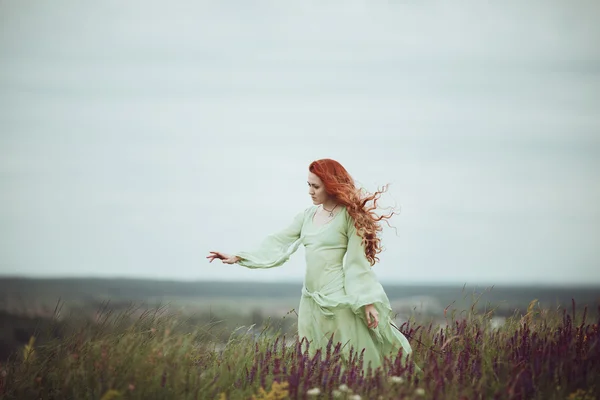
[1,274,599,288]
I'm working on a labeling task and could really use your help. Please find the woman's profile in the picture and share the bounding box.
[207,158,416,372]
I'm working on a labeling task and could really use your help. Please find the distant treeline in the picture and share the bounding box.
[1,277,598,311]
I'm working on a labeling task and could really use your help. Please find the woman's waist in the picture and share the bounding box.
[304,247,345,261]
[303,270,345,295]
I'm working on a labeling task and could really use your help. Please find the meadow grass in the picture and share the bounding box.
[0,298,598,400]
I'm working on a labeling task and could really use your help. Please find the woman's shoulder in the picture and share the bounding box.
[340,205,351,220]
[342,206,357,233]
[296,205,318,219]
[304,205,318,214]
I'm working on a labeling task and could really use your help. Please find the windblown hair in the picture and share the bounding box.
[308,158,397,266]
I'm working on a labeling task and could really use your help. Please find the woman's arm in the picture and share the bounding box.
[343,216,390,329]
[232,208,308,269]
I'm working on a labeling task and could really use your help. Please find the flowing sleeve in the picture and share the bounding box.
[343,215,392,317]
[343,212,416,364]
[233,208,308,269]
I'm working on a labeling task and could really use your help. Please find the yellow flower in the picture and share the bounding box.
[99,390,122,400]
[567,388,596,400]
[252,387,268,400]
[252,381,289,400]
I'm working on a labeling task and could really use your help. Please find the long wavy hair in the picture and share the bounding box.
[308,159,397,266]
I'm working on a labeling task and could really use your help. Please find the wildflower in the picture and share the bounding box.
[270,382,289,399]
[415,388,425,396]
[389,376,404,384]
[332,390,342,398]
[567,389,596,400]
[128,384,135,391]
[307,387,321,396]
[252,387,268,400]
[99,390,121,400]
[339,384,349,392]
[161,370,167,387]
[349,395,362,400]
[252,382,289,400]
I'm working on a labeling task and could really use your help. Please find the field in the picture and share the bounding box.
[0,278,599,399]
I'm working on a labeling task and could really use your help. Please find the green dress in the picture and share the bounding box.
[235,205,414,371]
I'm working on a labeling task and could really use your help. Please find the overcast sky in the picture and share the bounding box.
[1,0,599,285]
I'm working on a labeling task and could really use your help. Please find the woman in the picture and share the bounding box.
[207,159,415,371]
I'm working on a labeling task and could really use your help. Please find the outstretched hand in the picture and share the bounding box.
[207,251,240,264]
[365,304,379,329]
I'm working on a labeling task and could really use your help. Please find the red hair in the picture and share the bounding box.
[308,159,397,266]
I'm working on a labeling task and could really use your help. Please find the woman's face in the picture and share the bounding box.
[307,172,328,205]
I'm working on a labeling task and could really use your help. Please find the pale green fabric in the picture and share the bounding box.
[235,205,415,371]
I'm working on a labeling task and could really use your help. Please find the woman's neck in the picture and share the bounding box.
[321,199,339,211]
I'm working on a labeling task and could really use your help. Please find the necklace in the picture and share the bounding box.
[322,204,338,217]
